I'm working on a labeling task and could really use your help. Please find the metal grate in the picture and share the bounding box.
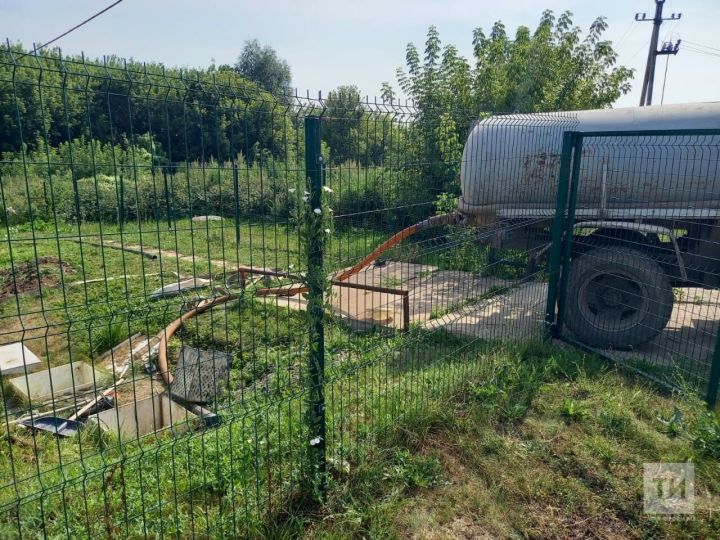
[169,346,231,404]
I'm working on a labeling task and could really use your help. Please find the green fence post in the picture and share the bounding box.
[162,168,172,229]
[707,336,720,408]
[304,115,327,499]
[545,132,575,338]
[555,134,583,334]
[118,171,125,230]
[232,161,240,245]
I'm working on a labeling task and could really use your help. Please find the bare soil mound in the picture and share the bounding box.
[0,256,74,300]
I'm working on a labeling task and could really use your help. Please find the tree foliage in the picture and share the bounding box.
[396,10,633,115]
[234,39,292,96]
[322,85,364,164]
[387,10,633,194]
[320,85,407,167]
[0,44,293,163]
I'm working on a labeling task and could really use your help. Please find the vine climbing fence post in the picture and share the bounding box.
[303,115,327,498]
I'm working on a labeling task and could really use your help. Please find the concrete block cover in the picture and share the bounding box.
[0,342,42,376]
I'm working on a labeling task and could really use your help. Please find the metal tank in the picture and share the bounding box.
[458,102,720,219]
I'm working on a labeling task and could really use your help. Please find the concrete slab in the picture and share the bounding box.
[91,393,196,441]
[271,262,421,330]
[330,286,406,330]
[423,282,547,341]
[149,277,211,299]
[344,261,437,288]
[607,287,720,375]
[272,262,509,331]
[265,260,720,378]
[0,342,43,376]
[409,272,508,322]
[192,215,223,222]
[8,361,107,403]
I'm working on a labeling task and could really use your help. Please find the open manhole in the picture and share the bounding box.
[90,393,196,441]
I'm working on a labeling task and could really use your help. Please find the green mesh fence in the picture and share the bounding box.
[546,129,720,406]
[0,44,718,538]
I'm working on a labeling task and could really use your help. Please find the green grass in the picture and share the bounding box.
[1,270,719,538]
[278,343,720,539]
[0,306,490,538]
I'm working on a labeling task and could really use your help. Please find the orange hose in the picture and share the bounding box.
[155,213,459,385]
[255,213,459,297]
[334,225,420,282]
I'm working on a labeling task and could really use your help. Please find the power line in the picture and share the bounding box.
[614,20,637,48]
[18,0,124,59]
[683,40,720,53]
[683,46,720,58]
[660,54,670,104]
[683,45,720,56]
[630,39,651,60]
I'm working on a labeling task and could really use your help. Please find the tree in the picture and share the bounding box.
[321,85,405,167]
[388,10,634,193]
[234,39,292,96]
[380,82,395,103]
[322,85,364,164]
[395,11,633,115]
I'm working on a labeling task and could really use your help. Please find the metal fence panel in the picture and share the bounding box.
[549,130,720,406]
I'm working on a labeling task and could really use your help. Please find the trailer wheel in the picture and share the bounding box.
[565,247,673,349]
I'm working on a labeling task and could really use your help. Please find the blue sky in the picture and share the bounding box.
[2,0,718,108]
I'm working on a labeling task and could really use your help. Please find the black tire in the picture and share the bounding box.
[565,247,674,349]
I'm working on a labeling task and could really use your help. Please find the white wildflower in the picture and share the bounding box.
[322,186,333,193]
[313,208,322,215]
[309,436,322,446]
[302,195,309,202]
[288,188,296,193]
[304,190,310,196]
[324,228,331,234]
[288,263,294,269]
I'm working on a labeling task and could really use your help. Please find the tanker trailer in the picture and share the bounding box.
[458,102,720,349]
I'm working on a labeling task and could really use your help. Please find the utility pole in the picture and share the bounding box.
[636,0,681,106]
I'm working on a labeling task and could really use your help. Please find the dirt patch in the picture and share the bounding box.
[413,516,495,540]
[101,335,162,406]
[0,256,75,300]
[113,370,162,406]
[527,504,629,540]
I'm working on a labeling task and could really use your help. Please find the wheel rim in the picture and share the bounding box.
[577,270,648,333]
